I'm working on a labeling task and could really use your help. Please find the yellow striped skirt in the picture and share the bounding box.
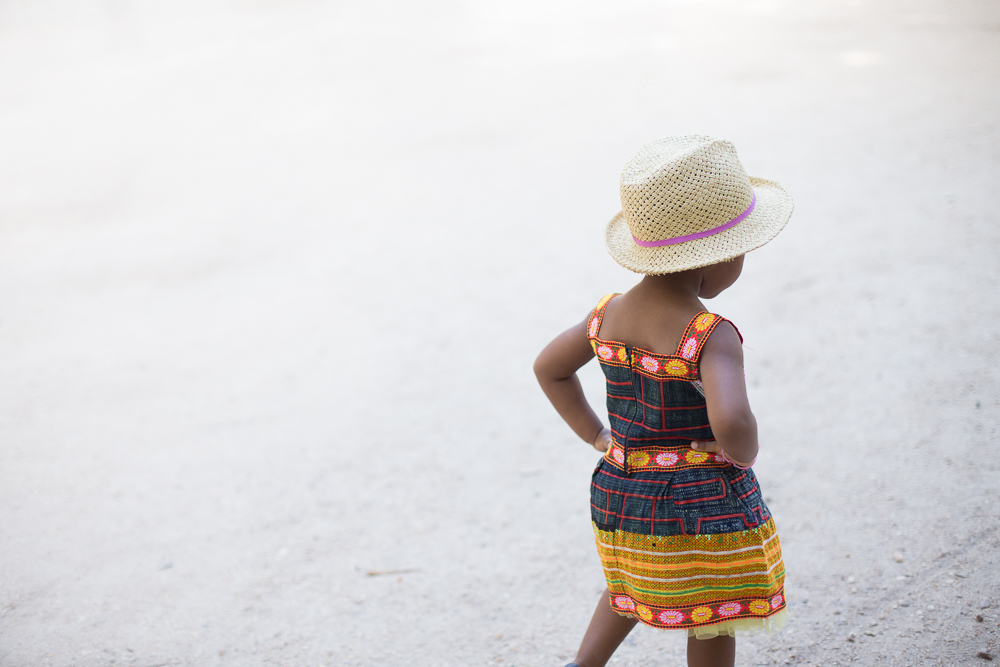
[594,517,787,637]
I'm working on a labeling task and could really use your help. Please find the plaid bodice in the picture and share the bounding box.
[586,293,743,476]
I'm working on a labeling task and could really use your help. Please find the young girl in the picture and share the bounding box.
[534,136,793,667]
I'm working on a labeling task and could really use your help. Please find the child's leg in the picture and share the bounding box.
[686,634,735,667]
[572,589,637,667]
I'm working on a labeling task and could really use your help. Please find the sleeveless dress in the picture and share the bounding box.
[586,294,787,638]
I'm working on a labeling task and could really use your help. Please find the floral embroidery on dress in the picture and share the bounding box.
[592,341,628,366]
[608,446,727,471]
[639,356,660,373]
[614,596,635,611]
[664,359,689,376]
[599,590,788,629]
[693,312,716,332]
[593,307,732,379]
[655,452,679,467]
[685,450,711,464]
[713,454,726,464]
[658,610,685,624]
[690,606,714,623]
[717,602,742,617]
[588,293,619,341]
[628,451,651,467]
[770,594,784,610]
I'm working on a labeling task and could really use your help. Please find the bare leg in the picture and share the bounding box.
[686,634,735,667]
[572,589,638,667]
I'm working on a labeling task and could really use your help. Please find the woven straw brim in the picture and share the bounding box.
[604,177,794,275]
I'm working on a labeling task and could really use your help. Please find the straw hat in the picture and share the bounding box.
[605,135,793,274]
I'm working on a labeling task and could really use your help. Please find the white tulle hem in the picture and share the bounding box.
[684,609,788,639]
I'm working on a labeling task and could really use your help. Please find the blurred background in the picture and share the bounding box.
[1,0,998,665]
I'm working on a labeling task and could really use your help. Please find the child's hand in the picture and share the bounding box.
[593,428,613,453]
[690,439,722,454]
[691,439,755,468]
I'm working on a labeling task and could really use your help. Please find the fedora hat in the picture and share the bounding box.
[605,135,793,274]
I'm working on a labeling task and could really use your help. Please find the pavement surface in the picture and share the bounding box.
[1,0,998,665]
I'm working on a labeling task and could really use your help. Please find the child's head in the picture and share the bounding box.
[696,254,745,298]
[604,135,793,277]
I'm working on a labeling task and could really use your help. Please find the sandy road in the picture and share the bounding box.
[1,0,998,665]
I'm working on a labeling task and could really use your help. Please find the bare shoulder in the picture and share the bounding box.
[700,319,744,365]
[699,319,751,408]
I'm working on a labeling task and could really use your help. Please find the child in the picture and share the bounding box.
[534,136,793,667]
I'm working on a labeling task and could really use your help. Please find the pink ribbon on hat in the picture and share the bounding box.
[632,191,756,248]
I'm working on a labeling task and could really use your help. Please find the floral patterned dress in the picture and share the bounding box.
[587,293,787,638]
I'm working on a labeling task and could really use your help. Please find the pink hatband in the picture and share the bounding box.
[631,191,756,248]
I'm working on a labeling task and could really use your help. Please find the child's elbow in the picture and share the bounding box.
[713,411,757,441]
[532,353,549,383]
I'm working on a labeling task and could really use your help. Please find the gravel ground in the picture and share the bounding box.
[1,0,998,665]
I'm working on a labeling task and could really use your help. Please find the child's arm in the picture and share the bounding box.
[533,319,612,453]
[690,322,759,466]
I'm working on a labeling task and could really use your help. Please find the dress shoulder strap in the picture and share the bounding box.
[586,293,620,340]
[674,312,743,363]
